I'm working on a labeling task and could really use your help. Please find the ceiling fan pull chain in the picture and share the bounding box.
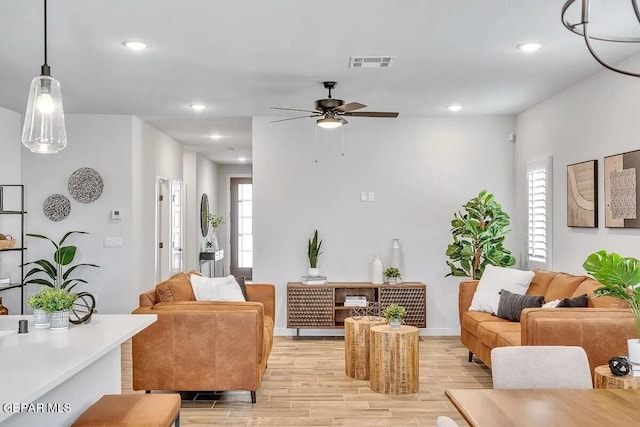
[341,126,345,157]
[315,124,319,164]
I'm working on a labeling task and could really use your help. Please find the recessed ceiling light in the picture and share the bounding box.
[448,104,462,112]
[517,42,543,53]
[122,41,150,51]
[210,134,222,140]
[189,104,207,112]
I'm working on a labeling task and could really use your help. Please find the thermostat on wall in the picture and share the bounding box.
[111,210,122,220]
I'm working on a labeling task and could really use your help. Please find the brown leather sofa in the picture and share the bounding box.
[131,272,275,403]
[459,270,636,374]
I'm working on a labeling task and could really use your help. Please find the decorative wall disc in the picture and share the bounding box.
[68,167,103,203]
[43,194,71,221]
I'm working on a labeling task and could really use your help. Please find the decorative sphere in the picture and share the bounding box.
[608,356,632,376]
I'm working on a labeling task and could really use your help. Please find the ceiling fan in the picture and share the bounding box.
[271,81,399,128]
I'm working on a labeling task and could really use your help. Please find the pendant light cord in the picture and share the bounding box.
[41,0,50,75]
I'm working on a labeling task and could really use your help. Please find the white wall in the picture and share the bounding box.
[196,154,218,256]
[182,151,198,271]
[253,116,516,335]
[0,107,22,312]
[22,115,135,314]
[515,55,640,274]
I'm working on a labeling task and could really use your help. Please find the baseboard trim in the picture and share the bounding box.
[273,327,459,337]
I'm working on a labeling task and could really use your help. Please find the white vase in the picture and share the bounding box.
[49,310,70,333]
[628,338,640,364]
[307,267,320,277]
[389,318,401,329]
[390,239,402,269]
[371,255,383,285]
[33,309,50,329]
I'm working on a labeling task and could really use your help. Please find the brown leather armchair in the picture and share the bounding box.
[132,273,275,403]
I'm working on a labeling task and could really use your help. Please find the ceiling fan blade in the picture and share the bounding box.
[335,102,366,112]
[343,111,399,118]
[340,117,349,125]
[271,106,318,114]
[270,114,319,123]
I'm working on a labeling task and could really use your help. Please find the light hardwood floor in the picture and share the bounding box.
[121,336,492,426]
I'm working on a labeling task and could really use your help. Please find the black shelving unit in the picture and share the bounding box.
[0,184,26,314]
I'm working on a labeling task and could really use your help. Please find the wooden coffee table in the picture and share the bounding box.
[344,316,385,380]
[369,324,419,394]
[594,365,640,389]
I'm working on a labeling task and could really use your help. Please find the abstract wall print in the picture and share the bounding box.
[604,150,640,228]
[68,167,103,203]
[43,194,71,221]
[567,160,598,227]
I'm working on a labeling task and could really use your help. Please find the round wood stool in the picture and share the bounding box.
[344,316,385,379]
[369,324,419,394]
[594,365,640,389]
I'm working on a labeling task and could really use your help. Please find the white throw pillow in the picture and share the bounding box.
[469,265,534,314]
[542,299,561,308]
[190,274,246,302]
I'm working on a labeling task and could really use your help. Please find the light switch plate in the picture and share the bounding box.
[104,237,123,248]
[360,191,368,202]
[368,191,375,202]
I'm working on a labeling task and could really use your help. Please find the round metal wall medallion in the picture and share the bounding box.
[68,167,103,203]
[43,194,71,221]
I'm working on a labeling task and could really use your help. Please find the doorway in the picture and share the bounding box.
[156,177,183,282]
[230,177,252,279]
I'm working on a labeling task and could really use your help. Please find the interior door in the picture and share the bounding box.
[230,177,252,279]
[170,180,183,275]
[156,177,171,283]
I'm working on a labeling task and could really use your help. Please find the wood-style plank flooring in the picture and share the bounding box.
[121,336,492,426]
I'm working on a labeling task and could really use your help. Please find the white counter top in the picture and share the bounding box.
[0,314,156,424]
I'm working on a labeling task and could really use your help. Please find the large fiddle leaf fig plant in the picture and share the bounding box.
[23,231,100,291]
[445,190,515,280]
[583,250,640,341]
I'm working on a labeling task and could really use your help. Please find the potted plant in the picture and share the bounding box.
[22,231,100,290]
[28,288,50,328]
[384,303,406,328]
[445,190,516,280]
[307,229,323,277]
[41,288,77,332]
[583,250,640,363]
[384,267,401,284]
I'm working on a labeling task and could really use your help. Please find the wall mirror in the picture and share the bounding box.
[200,193,209,237]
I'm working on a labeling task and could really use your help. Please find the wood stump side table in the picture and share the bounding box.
[369,324,419,394]
[594,365,640,389]
[344,316,385,379]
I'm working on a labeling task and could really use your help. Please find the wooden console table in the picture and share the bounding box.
[286,282,426,336]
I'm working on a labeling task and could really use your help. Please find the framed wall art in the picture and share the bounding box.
[604,149,640,228]
[567,160,598,228]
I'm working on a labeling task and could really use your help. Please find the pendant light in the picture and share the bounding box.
[22,0,67,154]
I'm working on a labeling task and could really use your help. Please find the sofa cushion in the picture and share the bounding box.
[461,311,510,337]
[543,273,588,302]
[477,321,522,349]
[236,276,248,300]
[496,290,544,322]
[572,279,626,308]
[496,331,521,347]
[469,265,535,314]
[190,274,245,302]
[558,294,588,308]
[526,270,559,296]
[155,273,196,302]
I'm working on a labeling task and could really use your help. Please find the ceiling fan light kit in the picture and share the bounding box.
[22,0,67,154]
[271,81,399,127]
[562,0,640,77]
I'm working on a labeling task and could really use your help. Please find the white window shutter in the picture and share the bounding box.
[526,157,552,270]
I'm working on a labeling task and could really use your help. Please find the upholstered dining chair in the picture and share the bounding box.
[491,346,593,389]
[436,415,460,427]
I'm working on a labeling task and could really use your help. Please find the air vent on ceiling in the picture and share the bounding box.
[349,56,393,69]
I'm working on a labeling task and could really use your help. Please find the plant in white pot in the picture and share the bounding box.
[583,250,640,363]
[384,303,406,329]
[41,288,77,332]
[384,267,401,285]
[28,288,50,328]
[307,230,323,277]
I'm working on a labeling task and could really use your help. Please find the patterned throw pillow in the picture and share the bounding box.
[496,289,544,322]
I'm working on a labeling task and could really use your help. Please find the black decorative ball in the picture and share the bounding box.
[608,356,632,376]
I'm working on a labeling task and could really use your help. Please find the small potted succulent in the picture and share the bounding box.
[28,288,50,328]
[41,288,77,332]
[307,229,323,277]
[384,303,406,329]
[384,267,401,284]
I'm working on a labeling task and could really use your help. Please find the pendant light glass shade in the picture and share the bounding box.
[22,75,67,153]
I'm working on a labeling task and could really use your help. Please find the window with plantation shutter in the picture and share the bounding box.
[527,157,552,270]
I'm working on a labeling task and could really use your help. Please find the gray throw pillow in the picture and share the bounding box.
[235,276,248,300]
[496,289,544,322]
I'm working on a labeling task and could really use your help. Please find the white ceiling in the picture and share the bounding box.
[2,1,640,164]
